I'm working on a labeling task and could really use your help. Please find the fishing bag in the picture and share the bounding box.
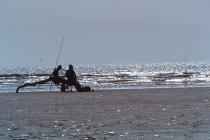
[77,86,92,92]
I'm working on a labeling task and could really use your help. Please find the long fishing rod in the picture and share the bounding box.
[55,36,65,68]
[50,36,65,91]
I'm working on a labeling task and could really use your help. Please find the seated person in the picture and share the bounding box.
[65,64,77,85]
[65,64,81,91]
[50,65,65,85]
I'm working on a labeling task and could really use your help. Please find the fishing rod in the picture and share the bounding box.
[55,37,65,68]
[50,36,65,91]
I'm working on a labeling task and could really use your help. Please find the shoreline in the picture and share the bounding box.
[1,88,210,139]
[3,86,210,94]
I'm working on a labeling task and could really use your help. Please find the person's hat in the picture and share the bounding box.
[57,65,62,69]
[69,64,73,69]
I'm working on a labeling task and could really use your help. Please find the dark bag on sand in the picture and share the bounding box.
[77,86,92,92]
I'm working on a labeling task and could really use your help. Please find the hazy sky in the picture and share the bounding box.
[1,0,210,66]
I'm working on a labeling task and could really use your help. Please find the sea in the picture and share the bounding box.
[1,62,210,93]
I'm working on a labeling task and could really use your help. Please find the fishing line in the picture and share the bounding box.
[55,37,65,67]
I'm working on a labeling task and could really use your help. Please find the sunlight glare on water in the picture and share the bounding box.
[0,62,210,93]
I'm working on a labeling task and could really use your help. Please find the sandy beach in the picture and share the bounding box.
[0,88,210,139]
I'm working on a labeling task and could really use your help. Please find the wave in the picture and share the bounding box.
[0,73,50,78]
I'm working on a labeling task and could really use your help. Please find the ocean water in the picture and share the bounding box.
[1,63,210,93]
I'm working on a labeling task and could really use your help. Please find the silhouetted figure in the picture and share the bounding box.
[64,64,93,92]
[16,65,66,93]
[66,65,77,85]
[50,65,65,85]
[65,64,81,91]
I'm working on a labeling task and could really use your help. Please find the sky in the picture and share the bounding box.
[0,0,210,66]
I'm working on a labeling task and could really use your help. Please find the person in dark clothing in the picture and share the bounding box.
[50,65,65,84]
[65,65,77,85]
[65,64,81,91]
[50,65,66,92]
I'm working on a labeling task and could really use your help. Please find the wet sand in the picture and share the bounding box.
[0,88,210,139]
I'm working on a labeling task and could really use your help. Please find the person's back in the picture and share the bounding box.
[52,68,59,78]
[64,64,93,92]
[66,64,77,85]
